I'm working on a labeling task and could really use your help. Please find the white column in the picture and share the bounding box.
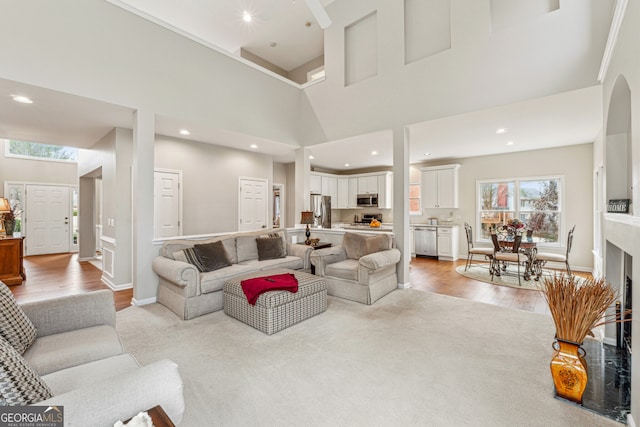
[294,147,311,223]
[393,127,411,288]
[131,109,156,304]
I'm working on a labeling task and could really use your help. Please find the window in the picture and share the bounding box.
[409,166,421,215]
[4,139,77,162]
[477,177,562,244]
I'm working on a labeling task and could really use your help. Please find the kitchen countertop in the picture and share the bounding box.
[412,223,460,227]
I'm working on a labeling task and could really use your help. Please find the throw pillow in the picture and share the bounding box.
[0,336,53,405]
[0,281,37,354]
[173,248,206,272]
[256,236,286,261]
[193,241,232,272]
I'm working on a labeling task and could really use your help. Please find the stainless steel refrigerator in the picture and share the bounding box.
[310,194,331,228]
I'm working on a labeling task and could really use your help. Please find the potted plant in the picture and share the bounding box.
[539,274,624,404]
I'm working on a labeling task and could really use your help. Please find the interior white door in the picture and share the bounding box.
[239,178,267,231]
[154,170,182,238]
[25,185,70,255]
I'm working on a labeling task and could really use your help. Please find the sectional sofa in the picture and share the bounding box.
[152,228,313,320]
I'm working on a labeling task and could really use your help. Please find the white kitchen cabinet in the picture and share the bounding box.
[377,172,393,209]
[421,164,460,209]
[337,178,349,209]
[437,226,459,261]
[321,176,337,201]
[358,176,378,194]
[348,177,359,208]
[310,173,322,194]
[410,225,415,256]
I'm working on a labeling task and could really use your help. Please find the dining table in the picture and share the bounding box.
[497,236,537,280]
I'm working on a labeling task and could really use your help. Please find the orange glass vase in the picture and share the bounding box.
[550,339,588,404]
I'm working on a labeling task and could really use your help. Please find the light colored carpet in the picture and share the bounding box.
[116,290,618,427]
[456,264,542,290]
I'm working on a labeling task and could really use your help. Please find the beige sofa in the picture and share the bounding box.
[310,232,401,305]
[152,228,313,320]
[6,289,185,426]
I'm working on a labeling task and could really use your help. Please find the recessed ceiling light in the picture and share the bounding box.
[424,152,431,156]
[250,144,258,149]
[344,163,350,167]
[242,11,252,22]
[179,129,190,136]
[496,128,508,134]
[371,150,378,156]
[309,155,315,160]
[12,95,33,104]
[506,141,514,146]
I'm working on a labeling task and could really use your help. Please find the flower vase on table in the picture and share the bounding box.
[3,219,15,236]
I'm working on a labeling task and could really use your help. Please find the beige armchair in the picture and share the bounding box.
[310,233,401,304]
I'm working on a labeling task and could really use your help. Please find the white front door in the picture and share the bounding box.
[154,169,182,238]
[25,185,70,255]
[239,178,267,231]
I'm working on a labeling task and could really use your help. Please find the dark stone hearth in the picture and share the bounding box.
[576,340,631,423]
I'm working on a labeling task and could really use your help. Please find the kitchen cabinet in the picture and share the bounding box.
[421,164,460,209]
[437,226,459,261]
[0,236,26,285]
[377,172,393,209]
[310,173,322,194]
[336,178,349,209]
[321,176,337,201]
[348,178,359,208]
[357,176,378,194]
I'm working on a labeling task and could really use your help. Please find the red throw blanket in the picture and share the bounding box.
[240,273,299,305]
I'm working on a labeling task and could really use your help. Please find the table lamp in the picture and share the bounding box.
[0,198,11,236]
[300,211,314,245]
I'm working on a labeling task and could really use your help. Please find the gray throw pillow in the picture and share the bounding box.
[0,281,37,354]
[173,248,206,272]
[0,336,53,405]
[193,241,232,272]
[343,233,366,259]
[362,234,390,257]
[256,237,286,261]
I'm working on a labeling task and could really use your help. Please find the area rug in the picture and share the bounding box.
[456,263,542,291]
[116,290,619,427]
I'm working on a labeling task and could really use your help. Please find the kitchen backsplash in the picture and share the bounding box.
[334,208,393,224]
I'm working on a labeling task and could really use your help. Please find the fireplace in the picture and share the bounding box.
[623,276,632,354]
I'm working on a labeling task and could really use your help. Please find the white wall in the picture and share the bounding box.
[77,128,133,289]
[154,136,274,234]
[0,0,301,146]
[301,0,613,144]
[599,0,640,423]
[0,140,78,192]
[413,143,594,270]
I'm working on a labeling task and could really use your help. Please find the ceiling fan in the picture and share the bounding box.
[304,0,332,29]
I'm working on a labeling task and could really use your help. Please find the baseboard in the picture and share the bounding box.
[132,296,157,306]
[398,282,411,289]
[77,256,98,262]
[628,414,636,427]
[100,275,133,291]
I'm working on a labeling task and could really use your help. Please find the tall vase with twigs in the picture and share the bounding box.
[539,274,627,404]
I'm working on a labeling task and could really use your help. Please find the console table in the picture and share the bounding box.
[0,236,26,285]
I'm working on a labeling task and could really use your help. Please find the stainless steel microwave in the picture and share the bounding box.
[357,194,379,207]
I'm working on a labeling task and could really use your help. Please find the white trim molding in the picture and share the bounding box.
[100,275,133,291]
[597,0,629,82]
[398,282,411,289]
[100,235,116,246]
[132,296,157,306]
[628,414,636,427]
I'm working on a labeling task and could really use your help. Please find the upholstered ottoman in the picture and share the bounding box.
[223,268,327,335]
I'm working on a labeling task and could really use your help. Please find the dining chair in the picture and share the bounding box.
[533,225,575,279]
[464,222,494,271]
[490,233,524,286]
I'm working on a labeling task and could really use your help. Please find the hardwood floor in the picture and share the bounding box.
[11,253,133,311]
[9,252,582,315]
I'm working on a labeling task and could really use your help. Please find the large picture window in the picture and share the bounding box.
[477,177,562,245]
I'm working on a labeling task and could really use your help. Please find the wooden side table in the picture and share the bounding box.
[125,406,175,427]
[0,236,26,286]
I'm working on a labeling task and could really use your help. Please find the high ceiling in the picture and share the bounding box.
[0,1,614,171]
[107,0,334,72]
